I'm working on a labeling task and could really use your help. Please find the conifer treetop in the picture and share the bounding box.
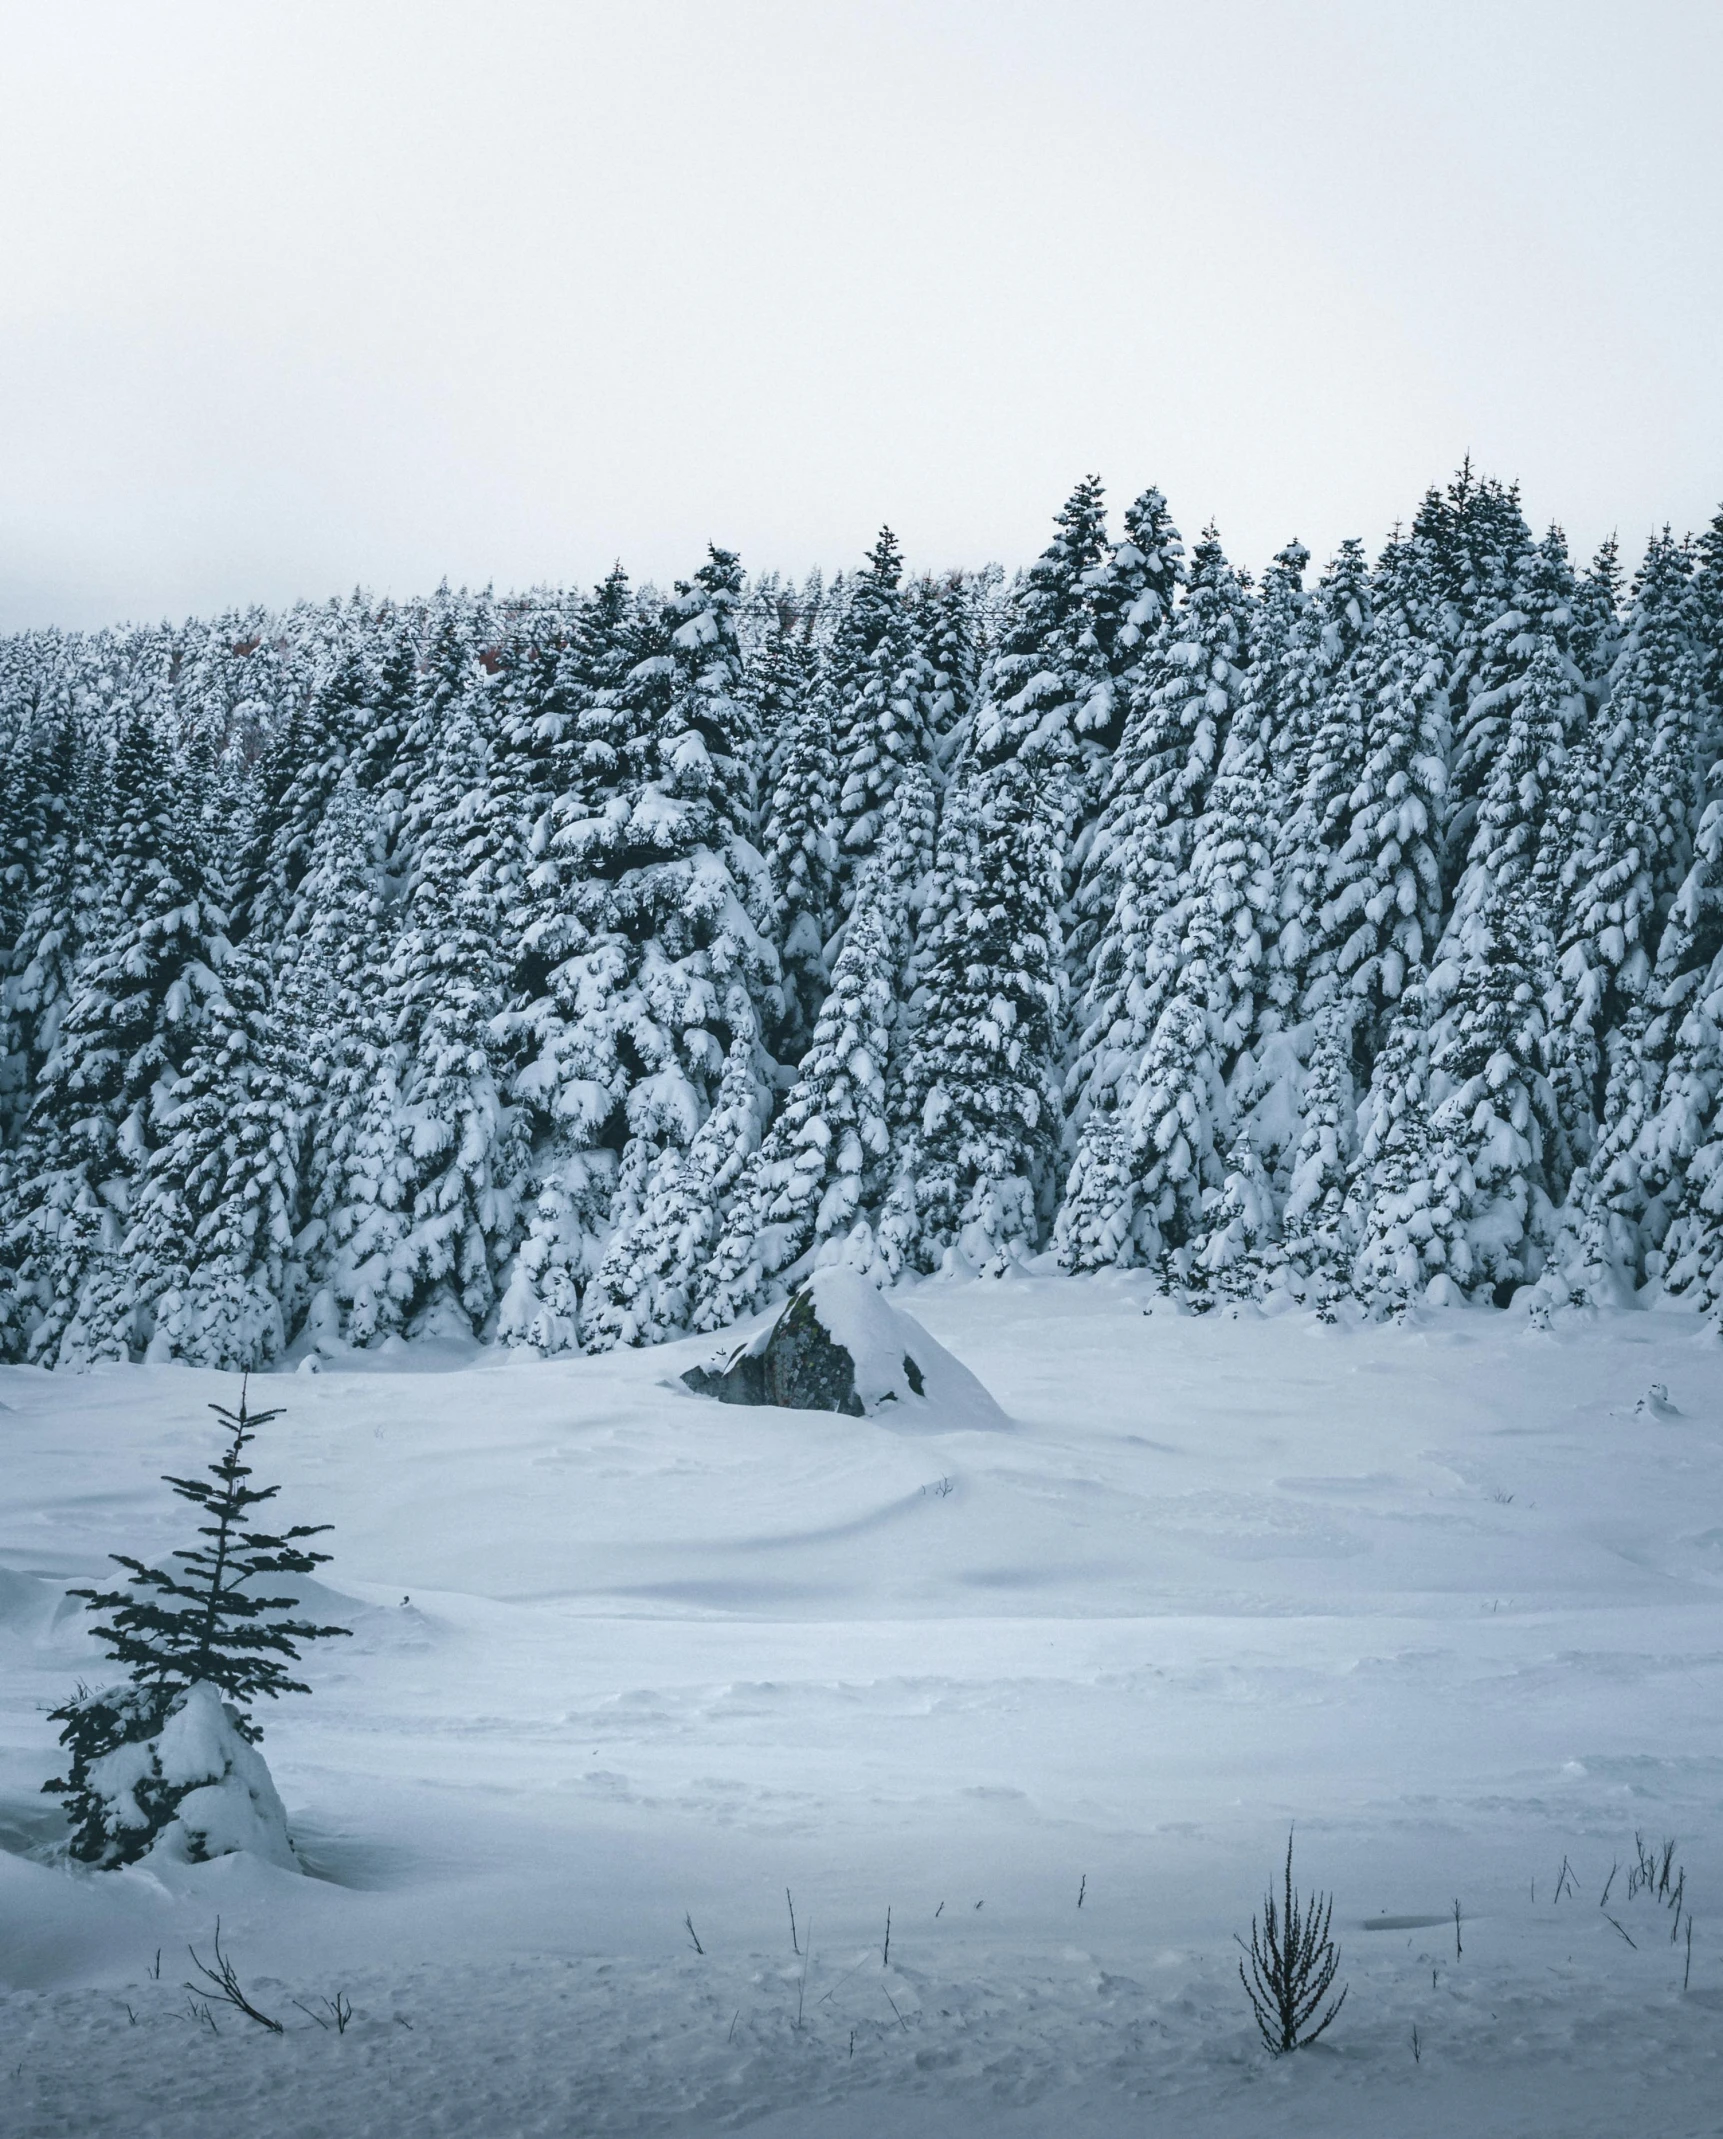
[67,1378,349,1737]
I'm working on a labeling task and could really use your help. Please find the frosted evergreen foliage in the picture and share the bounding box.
[972,477,1110,771]
[1062,527,1246,1241]
[699,886,899,1327]
[124,940,299,1370]
[8,709,226,1366]
[1272,539,1376,1020]
[1655,947,1723,1322]
[912,572,982,770]
[583,1032,768,1351]
[1430,892,1560,1299]
[574,549,782,1350]
[274,776,399,1342]
[760,663,838,1062]
[1075,487,1186,758]
[2,464,1722,1357]
[1349,980,1472,1312]
[1306,537,1449,1048]
[883,759,1064,1275]
[1193,1137,1279,1309]
[1063,489,1189,982]
[828,529,935,880]
[1277,1008,1357,1313]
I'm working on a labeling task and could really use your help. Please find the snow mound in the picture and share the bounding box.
[808,1269,1007,1430]
[686,1268,1010,1433]
[0,1569,88,1648]
[83,1683,298,1872]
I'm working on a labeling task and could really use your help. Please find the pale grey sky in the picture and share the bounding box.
[3,0,1720,627]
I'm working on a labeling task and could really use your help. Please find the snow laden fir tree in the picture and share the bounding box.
[2,471,1722,1362]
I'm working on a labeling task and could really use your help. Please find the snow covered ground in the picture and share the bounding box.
[4,1275,1723,2137]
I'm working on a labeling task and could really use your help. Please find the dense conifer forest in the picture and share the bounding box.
[2,466,1721,1369]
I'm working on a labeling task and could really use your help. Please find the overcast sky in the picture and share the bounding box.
[3,0,1720,628]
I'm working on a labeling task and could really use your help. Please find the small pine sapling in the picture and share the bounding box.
[44,1378,350,1865]
[1238,1831,1348,2053]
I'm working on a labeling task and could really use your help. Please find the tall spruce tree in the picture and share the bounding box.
[971,476,1110,773]
[828,529,935,891]
[881,757,1064,1275]
[1059,527,1248,1268]
[1309,536,1448,1056]
[8,707,226,1365]
[123,938,301,1369]
[759,654,838,1064]
[577,548,782,1349]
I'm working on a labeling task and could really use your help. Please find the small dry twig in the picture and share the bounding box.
[184,1921,281,2034]
[292,1991,353,2034]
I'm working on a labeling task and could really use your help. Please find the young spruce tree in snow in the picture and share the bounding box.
[47,1383,348,1867]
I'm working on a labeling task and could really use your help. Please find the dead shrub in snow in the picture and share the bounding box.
[1238,1830,1348,2053]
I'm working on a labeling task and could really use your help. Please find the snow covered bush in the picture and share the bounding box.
[45,1679,296,1871]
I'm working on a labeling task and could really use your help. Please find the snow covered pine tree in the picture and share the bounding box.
[45,1381,348,1869]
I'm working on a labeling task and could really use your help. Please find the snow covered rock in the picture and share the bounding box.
[682,1266,1007,1430]
[50,1680,298,1872]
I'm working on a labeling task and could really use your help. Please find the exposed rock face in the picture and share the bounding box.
[683,1283,867,1415]
[680,1266,1005,1432]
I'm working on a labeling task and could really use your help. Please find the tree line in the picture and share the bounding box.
[2,463,1720,1367]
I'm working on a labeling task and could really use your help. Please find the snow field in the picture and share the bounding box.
[4,1275,1723,2135]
